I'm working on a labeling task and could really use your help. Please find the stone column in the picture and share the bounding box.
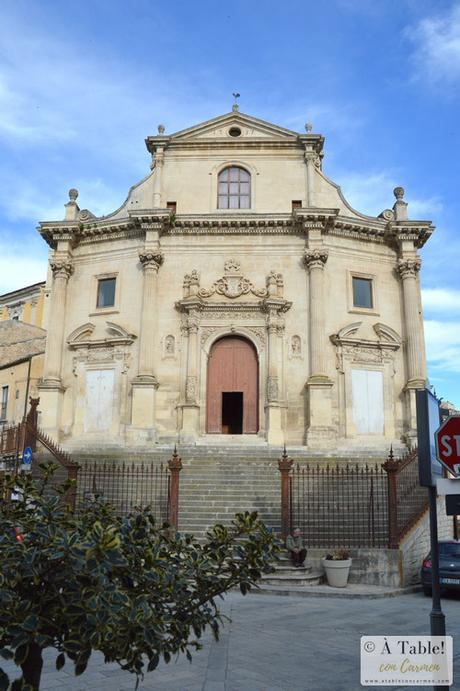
[304,249,330,381]
[397,257,425,387]
[38,259,73,435]
[138,251,163,377]
[131,251,163,438]
[397,256,426,440]
[303,248,334,446]
[152,148,164,208]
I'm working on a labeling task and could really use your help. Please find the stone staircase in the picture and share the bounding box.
[177,452,282,540]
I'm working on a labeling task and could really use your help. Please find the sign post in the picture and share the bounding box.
[416,389,447,691]
[22,447,33,465]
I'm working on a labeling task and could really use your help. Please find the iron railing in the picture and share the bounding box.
[284,448,428,549]
[289,461,389,548]
[75,459,171,525]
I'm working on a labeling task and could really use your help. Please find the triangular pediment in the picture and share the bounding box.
[170,111,299,142]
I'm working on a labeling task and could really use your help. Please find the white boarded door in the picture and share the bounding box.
[351,369,384,434]
[85,369,114,432]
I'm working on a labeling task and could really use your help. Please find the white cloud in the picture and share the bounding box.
[424,319,460,373]
[422,288,460,314]
[406,6,460,83]
[0,245,47,294]
[337,170,442,218]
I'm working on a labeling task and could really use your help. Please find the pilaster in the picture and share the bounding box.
[179,311,200,443]
[265,301,285,445]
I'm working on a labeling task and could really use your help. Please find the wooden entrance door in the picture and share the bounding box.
[206,336,258,434]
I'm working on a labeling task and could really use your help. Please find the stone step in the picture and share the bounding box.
[260,570,323,587]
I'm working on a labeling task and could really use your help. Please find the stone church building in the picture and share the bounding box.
[37,107,433,453]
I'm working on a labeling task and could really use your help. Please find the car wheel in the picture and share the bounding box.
[423,586,432,596]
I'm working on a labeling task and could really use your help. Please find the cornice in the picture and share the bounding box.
[37,210,434,249]
[386,221,434,249]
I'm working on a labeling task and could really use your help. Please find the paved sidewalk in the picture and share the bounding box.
[1,591,459,690]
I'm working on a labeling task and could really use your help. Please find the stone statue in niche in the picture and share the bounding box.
[291,335,301,357]
[164,335,175,357]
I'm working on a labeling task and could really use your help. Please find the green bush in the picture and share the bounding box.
[0,464,279,690]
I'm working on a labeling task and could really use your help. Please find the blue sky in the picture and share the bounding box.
[0,0,459,407]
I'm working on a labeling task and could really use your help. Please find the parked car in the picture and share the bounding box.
[421,540,460,595]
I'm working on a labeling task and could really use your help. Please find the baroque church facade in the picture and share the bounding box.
[36,108,433,451]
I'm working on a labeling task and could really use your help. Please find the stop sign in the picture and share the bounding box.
[435,415,460,477]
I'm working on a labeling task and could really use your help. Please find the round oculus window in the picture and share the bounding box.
[228,127,242,137]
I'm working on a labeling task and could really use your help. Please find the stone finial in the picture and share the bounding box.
[158,124,165,134]
[68,188,78,202]
[393,186,408,221]
[305,122,313,133]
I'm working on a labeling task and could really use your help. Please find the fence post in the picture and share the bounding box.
[383,446,399,548]
[278,446,293,542]
[168,446,182,529]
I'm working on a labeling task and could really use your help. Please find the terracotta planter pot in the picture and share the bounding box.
[322,557,352,588]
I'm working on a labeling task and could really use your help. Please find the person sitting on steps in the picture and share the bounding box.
[286,527,307,568]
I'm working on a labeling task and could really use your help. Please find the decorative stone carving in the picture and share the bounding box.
[50,261,74,279]
[330,321,400,372]
[139,251,164,270]
[266,270,284,296]
[224,259,240,273]
[185,376,197,403]
[164,335,175,357]
[183,269,200,296]
[198,260,269,299]
[378,209,395,221]
[397,257,421,279]
[291,335,302,357]
[200,327,218,346]
[267,376,279,402]
[303,249,329,269]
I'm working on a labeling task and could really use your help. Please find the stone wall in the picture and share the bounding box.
[399,497,454,586]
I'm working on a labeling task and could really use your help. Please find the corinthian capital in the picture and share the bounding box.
[303,248,329,269]
[50,261,73,280]
[397,257,421,279]
[139,251,164,271]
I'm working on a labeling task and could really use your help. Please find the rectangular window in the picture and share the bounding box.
[352,277,373,309]
[97,278,116,308]
[292,200,302,210]
[1,386,8,420]
[166,201,177,214]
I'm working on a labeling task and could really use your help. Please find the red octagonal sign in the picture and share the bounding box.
[435,415,460,477]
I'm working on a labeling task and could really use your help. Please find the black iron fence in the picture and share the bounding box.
[283,449,427,549]
[289,462,389,548]
[75,459,171,525]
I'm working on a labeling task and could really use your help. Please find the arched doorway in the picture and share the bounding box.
[206,336,258,434]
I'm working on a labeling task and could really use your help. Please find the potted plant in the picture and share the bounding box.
[322,549,352,588]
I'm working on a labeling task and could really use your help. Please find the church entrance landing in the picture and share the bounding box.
[206,336,258,434]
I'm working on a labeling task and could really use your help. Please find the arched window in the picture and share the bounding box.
[217,166,250,209]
